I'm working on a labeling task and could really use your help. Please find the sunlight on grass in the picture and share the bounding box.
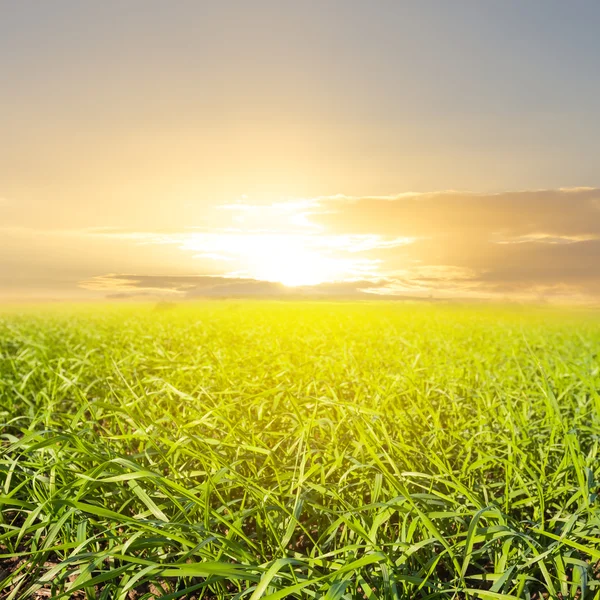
[1,302,599,598]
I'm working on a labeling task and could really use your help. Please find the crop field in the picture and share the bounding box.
[1,302,599,600]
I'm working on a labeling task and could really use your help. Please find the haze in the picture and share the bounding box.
[2,1,600,301]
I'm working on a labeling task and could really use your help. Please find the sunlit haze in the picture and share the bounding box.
[2,1,600,301]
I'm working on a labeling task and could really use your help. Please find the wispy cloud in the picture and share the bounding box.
[84,228,410,287]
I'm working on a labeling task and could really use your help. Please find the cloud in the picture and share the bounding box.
[5,188,600,302]
[82,274,391,299]
[80,229,403,286]
[313,188,600,237]
[82,274,286,297]
[304,188,600,300]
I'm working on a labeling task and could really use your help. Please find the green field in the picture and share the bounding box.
[1,302,599,599]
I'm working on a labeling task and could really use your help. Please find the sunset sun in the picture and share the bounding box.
[251,244,340,287]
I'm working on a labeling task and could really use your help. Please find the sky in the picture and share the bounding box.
[2,0,600,301]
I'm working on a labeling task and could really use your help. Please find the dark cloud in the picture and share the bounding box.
[83,274,391,299]
[311,189,600,300]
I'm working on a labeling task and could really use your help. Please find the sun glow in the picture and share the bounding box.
[246,240,345,287]
[178,232,365,286]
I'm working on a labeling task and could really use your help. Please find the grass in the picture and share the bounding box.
[0,301,599,599]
